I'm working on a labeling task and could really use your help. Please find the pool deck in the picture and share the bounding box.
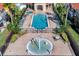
[4,11,75,55]
[4,33,74,56]
[22,12,57,29]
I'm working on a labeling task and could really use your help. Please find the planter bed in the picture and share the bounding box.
[0,30,13,55]
[66,26,79,55]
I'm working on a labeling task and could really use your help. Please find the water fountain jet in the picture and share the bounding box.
[26,37,53,55]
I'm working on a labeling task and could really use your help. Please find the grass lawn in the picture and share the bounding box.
[0,29,9,48]
[67,26,79,45]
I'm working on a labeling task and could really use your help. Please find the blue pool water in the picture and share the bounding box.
[32,13,48,30]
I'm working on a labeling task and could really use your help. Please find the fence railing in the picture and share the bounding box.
[21,28,56,33]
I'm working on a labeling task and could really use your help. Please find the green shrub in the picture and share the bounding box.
[55,25,68,42]
[61,32,68,42]
[11,34,18,43]
[7,23,21,34]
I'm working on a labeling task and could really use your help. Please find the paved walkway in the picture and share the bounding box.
[4,33,74,56]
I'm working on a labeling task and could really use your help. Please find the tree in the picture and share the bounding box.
[4,3,22,34]
[55,3,69,27]
[54,4,70,42]
[3,3,15,25]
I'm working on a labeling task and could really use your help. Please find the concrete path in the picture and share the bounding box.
[4,33,74,56]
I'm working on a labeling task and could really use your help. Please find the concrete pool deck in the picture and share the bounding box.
[22,13,57,29]
[4,33,74,56]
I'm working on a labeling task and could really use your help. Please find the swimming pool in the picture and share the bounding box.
[32,13,48,30]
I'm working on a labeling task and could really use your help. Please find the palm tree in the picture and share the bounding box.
[65,5,70,27]
[3,3,15,25]
[3,3,21,34]
[53,4,70,42]
[55,3,69,27]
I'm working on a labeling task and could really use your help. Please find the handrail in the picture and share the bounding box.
[21,28,56,33]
